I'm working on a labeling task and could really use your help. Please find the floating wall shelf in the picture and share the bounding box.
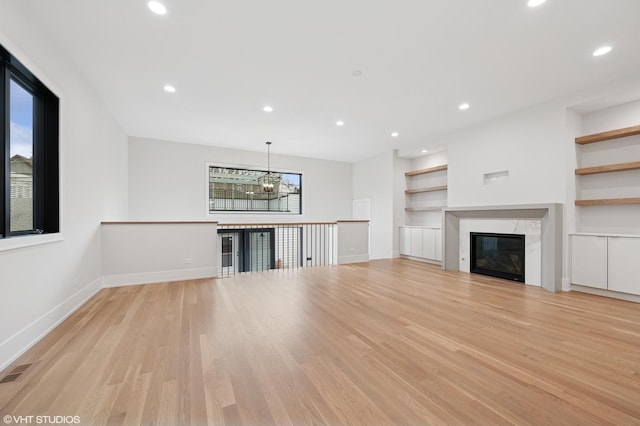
[405,185,448,194]
[405,207,446,212]
[575,161,640,175]
[575,124,640,145]
[575,198,640,206]
[574,125,640,207]
[405,164,448,177]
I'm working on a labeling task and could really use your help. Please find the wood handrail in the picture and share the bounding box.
[101,221,218,225]
[218,222,338,226]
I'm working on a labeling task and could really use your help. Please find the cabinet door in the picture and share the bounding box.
[571,235,607,289]
[422,229,436,260]
[434,229,442,261]
[410,228,423,258]
[399,227,411,255]
[608,237,640,295]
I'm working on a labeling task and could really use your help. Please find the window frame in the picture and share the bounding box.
[205,162,303,215]
[0,42,59,242]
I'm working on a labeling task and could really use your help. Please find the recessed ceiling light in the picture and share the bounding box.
[336,120,345,126]
[263,105,273,112]
[163,85,176,93]
[352,70,363,77]
[527,0,547,7]
[148,1,167,15]
[459,103,470,110]
[391,132,399,138]
[421,149,428,153]
[593,46,612,57]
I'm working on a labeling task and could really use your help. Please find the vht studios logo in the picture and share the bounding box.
[3,415,81,424]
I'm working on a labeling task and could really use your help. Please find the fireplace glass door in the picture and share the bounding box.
[470,232,525,282]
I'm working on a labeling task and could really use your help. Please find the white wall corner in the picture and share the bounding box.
[562,277,572,292]
[337,254,369,264]
[0,277,102,372]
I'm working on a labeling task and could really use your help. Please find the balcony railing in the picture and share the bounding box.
[216,222,336,276]
[209,189,300,213]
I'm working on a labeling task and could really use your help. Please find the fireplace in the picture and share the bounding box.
[471,232,525,283]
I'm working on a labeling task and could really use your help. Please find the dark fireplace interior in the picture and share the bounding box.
[470,232,525,283]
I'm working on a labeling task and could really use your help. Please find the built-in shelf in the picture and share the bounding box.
[405,185,448,194]
[575,198,640,206]
[405,164,447,177]
[404,161,448,221]
[405,207,445,212]
[575,161,640,175]
[575,124,640,208]
[575,124,640,145]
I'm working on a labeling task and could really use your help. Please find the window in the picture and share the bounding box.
[1,43,59,239]
[208,165,302,214]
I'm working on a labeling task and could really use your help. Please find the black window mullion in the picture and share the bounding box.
[40,89,59,233]
[31,87,42,232]
[1,64,8,238]
[0,42,59,239]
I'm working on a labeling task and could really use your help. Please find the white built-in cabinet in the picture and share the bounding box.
[399,226,442,263]
[570,235,607,289]
[608,237,640,294]
[570,234,640,296]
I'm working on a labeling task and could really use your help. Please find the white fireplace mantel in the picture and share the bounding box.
[442,204,563,292]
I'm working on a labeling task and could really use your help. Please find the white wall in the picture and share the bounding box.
[445,102,567,207]
[102,223,217,287]
[128,137,352,223]
[337,221,369,264]
[393,153,410,257]
[581,99,640,135]
[353,151,394,259]
[0,4,128,370]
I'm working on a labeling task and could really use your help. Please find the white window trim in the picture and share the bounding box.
[0,232,63,252]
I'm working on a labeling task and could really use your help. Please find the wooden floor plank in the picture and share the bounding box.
[1,259,640,425]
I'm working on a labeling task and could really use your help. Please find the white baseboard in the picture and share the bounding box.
[0,277,102,372]
[337,254,369,264]
[1,267,217,372]
[571,285,640,303]
[399,254,442,266]
[562,278,572,292]
[102,267,217,288]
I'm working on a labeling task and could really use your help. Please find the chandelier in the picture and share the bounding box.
[262,141,276,193]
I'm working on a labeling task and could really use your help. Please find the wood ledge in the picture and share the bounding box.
[101,221,219,225]
[405,164,448,176]
[575,124,640,145]
[575,198,640,206]
[575,161,640,175]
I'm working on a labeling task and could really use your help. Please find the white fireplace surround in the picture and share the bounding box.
[459,219,541,286]
[443,204,563,293]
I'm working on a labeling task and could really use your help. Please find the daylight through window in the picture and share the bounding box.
[1,43,59,239]
[208,166,302,214]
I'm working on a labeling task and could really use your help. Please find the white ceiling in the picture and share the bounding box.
[20,0,640,162]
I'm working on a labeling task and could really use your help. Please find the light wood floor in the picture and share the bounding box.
[1,259,640,425]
